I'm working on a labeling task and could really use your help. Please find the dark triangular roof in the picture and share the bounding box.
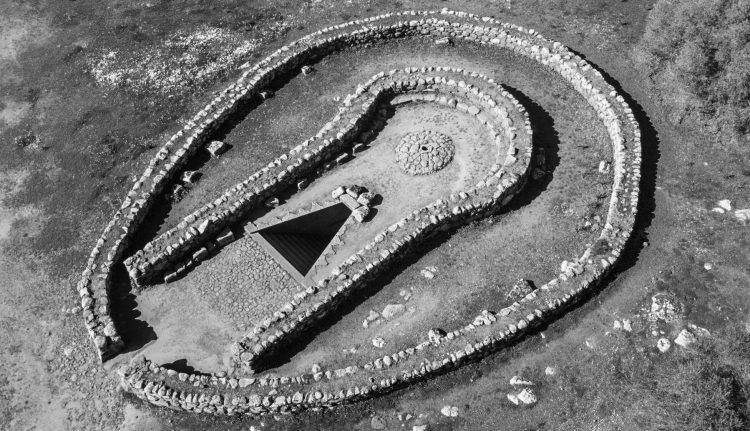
[256,202,352,277]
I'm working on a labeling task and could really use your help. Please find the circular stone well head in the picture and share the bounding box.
[395,130,455,175]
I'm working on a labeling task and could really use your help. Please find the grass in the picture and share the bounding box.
[567,326,750,430]
[636,0,750,145]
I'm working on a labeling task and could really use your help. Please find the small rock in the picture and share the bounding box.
[507,279,535,299]
[216,228,235,247]
[207,140,228,157]
[674,329,697,348]
[372,337,385,348]
[370,415,386,430]
[420,269,435,279]
[622,319,633,332]
[428,328,446,343]
[507,393,519,405]
[688,323,710,337]
[264,197,279,208]
[735,209,750,222]
[598,160,610,173]
[516,388,537,406]
[510,375,533,387]
[311,363,321,373]
[717,199,732,211]
[435,36,453,46]
[331,186,346,199]
[301,65,314,76]
[544,366,556,376]
[353,206,370,223]
[181,170,200,184]
[382,304,406,320]
[413,425,428,431]
[440,405,458,417]
[704,262,713,270]
[657,337,671,353]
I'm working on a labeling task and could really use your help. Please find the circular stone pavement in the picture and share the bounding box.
[395,130,455,175]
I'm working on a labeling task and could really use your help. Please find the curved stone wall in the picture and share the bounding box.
[78,8,642,416]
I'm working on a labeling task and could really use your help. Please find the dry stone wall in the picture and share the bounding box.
[77,9,642,415]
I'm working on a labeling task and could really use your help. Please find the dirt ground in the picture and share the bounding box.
[2,1,749,430]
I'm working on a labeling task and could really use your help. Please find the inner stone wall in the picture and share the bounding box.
[76,8,641,417]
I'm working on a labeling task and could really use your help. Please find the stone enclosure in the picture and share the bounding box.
[76,9,642,416]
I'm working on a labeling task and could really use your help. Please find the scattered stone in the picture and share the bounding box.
[381,304,406,320]
[207,140,228,157]
[674,329,697,348]
[181,170,200,184]
[353,206,370,223]
[399,289,412,301]
[371,415,386,429]
[510,376,533,387]
[372,337,385,348]
[171,184,186,202]
[264,197,280,208]
[657,337,671,353]
[331,186,346,199]
[428,328,446,343]
[717,199,732,212]
[347,185,366,197]
[516,388,537,406]
[216,228,235,247]
[507,279,534,299]
[648,294,680,323]
[688,323,710,337]
[301,65,314,76]
[335,153,350,165]
[735,209,750,222]
[421,268,435,279]
[622,319,633,332]
[357,192,375,206]
[544,366,556,376]
[352,143,366,153]
[14,131,46,151]
[598,160,611,173]
[440,405,458,417]
[435,36,453,46]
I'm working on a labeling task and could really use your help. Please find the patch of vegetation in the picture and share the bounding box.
[636,0,750,144]
[571,327,750,430]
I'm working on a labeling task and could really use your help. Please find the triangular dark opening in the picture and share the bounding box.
[258,202,352,276]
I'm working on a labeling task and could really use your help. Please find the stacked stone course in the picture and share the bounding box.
[78,9,642,415]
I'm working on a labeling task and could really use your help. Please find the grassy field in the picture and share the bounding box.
[1,0,749,430]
